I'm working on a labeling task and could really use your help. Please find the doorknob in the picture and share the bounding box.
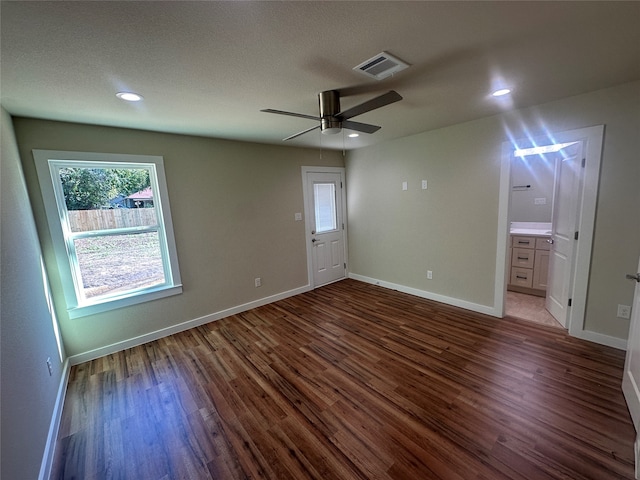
[312,238,317,243]
[626,273,640,282]
[546,238,554,244]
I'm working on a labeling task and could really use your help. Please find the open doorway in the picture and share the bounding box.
[495,125,604,338]
[505,141,581,329]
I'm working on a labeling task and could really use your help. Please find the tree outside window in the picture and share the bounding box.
[34,151,182,318]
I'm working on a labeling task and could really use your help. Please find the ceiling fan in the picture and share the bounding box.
[261,90,402,141]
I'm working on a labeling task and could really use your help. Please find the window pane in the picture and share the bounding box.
[58,167,156,232]
[74,232,165,300]
[314,183,337,233]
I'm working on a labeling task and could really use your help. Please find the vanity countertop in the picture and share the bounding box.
[510,228,551,236]
[510,222,552,237]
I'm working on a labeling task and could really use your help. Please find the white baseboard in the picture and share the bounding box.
[348,273,497,317]
[41,275,631,478]
[574,328,628,351]
[39,358,71,480]
[68,284,312,365]
[349,273,629,351]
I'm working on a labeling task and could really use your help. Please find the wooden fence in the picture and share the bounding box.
[68,208,157,232]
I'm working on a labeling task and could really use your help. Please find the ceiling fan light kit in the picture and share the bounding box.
[262,51,409,141]
[319,90,341,135]
[262,89,403,141]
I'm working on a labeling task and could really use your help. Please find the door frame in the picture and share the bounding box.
[494,125,605,342]
[622,256,640,478]
[301,166,348,288]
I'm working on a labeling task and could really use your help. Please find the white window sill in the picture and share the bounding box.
[68,284,183,319]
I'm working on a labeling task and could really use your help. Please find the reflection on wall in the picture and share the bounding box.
[510,155,555,222]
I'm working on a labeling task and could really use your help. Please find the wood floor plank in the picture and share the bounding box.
[51,279,636,479]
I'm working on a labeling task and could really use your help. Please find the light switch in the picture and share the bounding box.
[402,181,408,191]
[294,212,302,221]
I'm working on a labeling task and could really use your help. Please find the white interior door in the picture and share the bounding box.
[623,261,640,479]
[546,143,583,326]
[305,170,346,287]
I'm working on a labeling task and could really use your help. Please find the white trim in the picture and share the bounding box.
[635,435,640,480]
[68,284,183,319]
[301,166,348,289]
[567,126,604,337]
[496,126,605,343]
[38,358,71,480]
[349,273,627,350]
[623,346,640,423]
[32,149,183,317]
[493,140,514,318]
[68,284,312,365]
[575,329,628,351]
[349,273,498,317]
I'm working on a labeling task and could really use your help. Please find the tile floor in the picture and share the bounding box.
[506,290,563,329]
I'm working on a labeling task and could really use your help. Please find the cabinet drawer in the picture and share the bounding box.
[512,248,535,268]
[510,267,533,288]
[512,236,535,249]
[536,237,551,250]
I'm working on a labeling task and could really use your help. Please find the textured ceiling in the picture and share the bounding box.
[2,1,639,150]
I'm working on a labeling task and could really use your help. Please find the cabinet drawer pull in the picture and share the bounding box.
[517,256,529,260]
[516,275,528,280]
[517,241,531,245]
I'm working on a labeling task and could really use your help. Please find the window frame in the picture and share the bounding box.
[313,182,338,233]
[33,150,182,318]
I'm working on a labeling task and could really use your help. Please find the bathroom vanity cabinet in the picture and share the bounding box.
[508,234,550,296]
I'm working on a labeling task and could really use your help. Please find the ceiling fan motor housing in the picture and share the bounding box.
[318,90,341,135]
[262,89,400,140]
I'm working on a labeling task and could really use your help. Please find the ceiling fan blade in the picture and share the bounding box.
[283,124,320,141]
[261,109,320,121]
[337,90,403,120]
[341,120,381,134]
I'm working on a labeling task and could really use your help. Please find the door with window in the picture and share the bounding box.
[304,169,346,287]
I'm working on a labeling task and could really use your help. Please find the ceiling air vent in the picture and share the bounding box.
[353,51,409,80]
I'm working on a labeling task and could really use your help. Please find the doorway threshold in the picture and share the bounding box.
[506,291,563,329]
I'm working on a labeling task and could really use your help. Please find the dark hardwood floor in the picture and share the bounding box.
[51,279,636,479]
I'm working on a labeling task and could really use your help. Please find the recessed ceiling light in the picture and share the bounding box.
[348,133,359,138]
[492,88,511,97]
[116,92,143,102]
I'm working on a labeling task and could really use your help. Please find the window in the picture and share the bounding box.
[34,150,182,318]
[313,183,337,233]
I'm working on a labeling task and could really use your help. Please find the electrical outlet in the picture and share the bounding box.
[617,304,631,319]
[422,180,428,190]
[427,270,433,280]
[46,357,53,376]
[255,277,262,287]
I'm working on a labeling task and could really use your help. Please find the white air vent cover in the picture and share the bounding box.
[353,52,409,80]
